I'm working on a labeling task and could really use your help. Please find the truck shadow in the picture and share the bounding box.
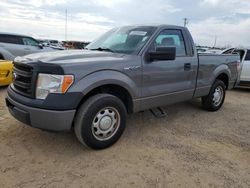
[0,86,8,91]
[234,87,250,92]
[11,99,203,156]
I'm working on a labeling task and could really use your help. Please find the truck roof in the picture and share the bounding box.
[122,24,185,29]
[0,32,31,38]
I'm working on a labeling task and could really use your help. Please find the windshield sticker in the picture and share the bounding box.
[129,31,147,36]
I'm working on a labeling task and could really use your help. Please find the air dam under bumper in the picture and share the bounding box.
[6,94,76,131]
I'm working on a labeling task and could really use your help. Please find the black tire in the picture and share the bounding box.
[74,94,127,149]
[202,79,226,111]
[0,54,4,60]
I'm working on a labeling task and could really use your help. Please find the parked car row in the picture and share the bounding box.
[37,39,90,50]
[37,39,65,50]
[0,33,59,61]
[62,41,89,49]
[0,33,91,62]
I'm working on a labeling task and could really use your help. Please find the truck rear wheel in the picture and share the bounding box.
[202,79,226,111]
[74,94,126,149]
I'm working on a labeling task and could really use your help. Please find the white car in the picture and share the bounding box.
[222,48,250,86]
[240,49,250,86]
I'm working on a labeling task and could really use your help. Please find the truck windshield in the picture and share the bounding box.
[86,26,157,54]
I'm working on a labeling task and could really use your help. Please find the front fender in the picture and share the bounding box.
[69,70,140,99]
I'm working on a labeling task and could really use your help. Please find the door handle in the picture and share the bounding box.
[124,66,141,71]
[184,63,191,71]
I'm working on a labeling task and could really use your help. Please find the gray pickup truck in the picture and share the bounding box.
[6,25,240,149]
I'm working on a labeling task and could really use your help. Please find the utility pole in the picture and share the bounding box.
[65,9,68,42]
[183,18,188,27]
[213,36,217,48]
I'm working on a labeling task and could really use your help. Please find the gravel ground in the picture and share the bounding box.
[0,87,249,188]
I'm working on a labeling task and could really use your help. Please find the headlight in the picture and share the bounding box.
[36,73,74,99]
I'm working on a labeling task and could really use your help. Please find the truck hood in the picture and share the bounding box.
[14,50,131,81]
[15,50,125,65]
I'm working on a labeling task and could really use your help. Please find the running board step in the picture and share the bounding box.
[150,107,167,118]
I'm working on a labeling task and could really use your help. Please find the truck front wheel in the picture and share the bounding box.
[202,79,226,111]
[74,94,126,149]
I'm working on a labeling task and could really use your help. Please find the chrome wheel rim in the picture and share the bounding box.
[92,107,120,141]
[213,86,224,107]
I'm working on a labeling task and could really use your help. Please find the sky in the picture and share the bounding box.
[0,0,250,47]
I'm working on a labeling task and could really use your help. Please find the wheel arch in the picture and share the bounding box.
[216,73,229,89]
[212,64,231,89]
[77,84,134,114]
[70,70,139,114]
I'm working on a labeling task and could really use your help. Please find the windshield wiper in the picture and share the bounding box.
[90,47,114,52]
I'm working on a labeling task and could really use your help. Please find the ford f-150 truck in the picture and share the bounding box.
[5,25,240,149]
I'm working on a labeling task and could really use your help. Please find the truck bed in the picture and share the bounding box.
[194,53,240,97]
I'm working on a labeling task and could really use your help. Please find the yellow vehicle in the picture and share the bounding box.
[0,60,13,86]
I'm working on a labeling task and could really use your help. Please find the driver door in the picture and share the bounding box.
[141,29,197,109]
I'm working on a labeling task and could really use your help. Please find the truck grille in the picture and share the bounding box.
[13,62,34,97]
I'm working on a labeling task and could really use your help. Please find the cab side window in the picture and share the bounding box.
[154,30,187,56]
[0,34,23,45]
[22,37,39,46]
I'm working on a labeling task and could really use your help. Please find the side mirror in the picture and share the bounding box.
[38,43,43,49]
[148,46,176,61]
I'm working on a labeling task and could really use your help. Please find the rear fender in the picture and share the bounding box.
[211,64,231,86]
[194,64,231,98]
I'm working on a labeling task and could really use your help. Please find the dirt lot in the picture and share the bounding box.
[0,87,249,188]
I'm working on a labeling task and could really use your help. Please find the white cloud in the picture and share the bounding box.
[0,0,249,47]
[93,0,130,8]
[0,14,110,41]
[202,0,219,6]
[22,0,67,7]
[74,13,114,24]
[189,17,250,47]
[202,0,250,14]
